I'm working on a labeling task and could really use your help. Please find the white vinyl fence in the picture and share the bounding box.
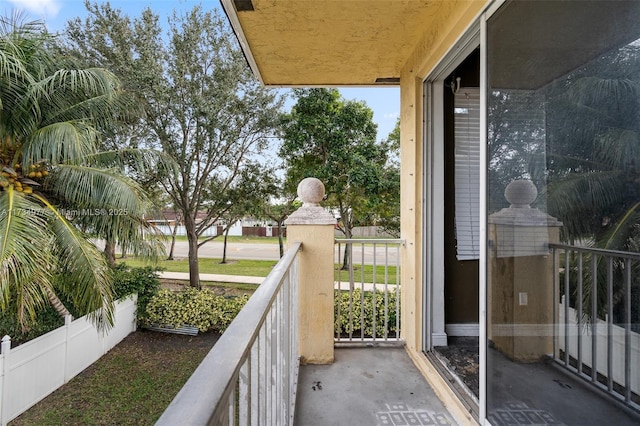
[0,295,137,425]
[559,302,640,396]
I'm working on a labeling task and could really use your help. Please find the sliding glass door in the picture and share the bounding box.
[485,1,640,424]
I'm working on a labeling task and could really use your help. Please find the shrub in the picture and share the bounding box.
[334,288,400,338]
[0,306,64,346]
[112,263,162,320]
[144,288,249,333]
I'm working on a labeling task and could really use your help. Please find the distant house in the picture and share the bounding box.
[146,210,222,237]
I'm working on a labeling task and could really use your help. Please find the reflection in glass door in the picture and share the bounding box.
[485,1,640,424]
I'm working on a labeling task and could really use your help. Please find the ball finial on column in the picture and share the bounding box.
[297,177,325,207]
[504,179,537,208]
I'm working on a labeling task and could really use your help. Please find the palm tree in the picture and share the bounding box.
[545,43,640,249]
[543,43,640,324]
[0,15,161,331]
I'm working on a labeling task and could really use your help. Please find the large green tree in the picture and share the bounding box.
[280,88,398,267]
[0,16,156,330]
[65,3,284,288]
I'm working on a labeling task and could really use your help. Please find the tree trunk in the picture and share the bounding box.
[167,219,179,260]
[45,287,72,319]
[104,239,116,268]
[220,226,231,264]
[184,214,201,289]
[341,226,352,271]
[277,221,284,257]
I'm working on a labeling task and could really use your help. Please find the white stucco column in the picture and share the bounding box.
[285,178,337,364]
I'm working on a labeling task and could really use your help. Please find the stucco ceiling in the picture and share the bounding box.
[221,0,445,86]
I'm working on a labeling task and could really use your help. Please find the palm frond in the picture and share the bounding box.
[601,201,640,250]
[0,186,54,329]
[548,171,624,238]
[34,194,113,330]
[569,77,639,109]
[86,148,177,175]
[47,164,148,215]
[593,128,640,170]
[21,121,98,166]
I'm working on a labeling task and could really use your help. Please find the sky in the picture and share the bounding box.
[1,0,401,140]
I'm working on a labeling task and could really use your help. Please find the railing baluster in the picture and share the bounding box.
[384,243,389,341]
[577,252,583,374]
[275,288,282,425]
[564,248,571,367]
[396,243,401,339]
[228,379,236,426]
[336,241,342,343]
[592,253,598,384]
[607,256,614,392]
[372,242,377,340]
[250,342,259,426]
[360,242,365,341]
[266,309,273,425]
[552,247,559,360]
[239,358,250,425]
[259,323,266,424]
[290,258,299,424]
[625,258,631,403]
[282,274,291,421]
[347,242,353,341]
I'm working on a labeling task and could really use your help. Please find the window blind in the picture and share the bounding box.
[454,88,481,260]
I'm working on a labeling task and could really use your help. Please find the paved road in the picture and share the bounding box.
[165,240,400,265]
[166,241,280,260]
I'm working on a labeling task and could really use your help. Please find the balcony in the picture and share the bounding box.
[155,235,456,425]
[155,178,452,425]
[155,178,640,425]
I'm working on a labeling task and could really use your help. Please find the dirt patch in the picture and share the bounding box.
[434,337,479,397]
[112,328,220,354]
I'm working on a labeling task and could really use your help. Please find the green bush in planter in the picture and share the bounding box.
[112,264,162,319]
[334,288,400,338]
[144,288,249,333]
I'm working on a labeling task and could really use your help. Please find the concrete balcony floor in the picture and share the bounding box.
[432,338,640,425]
[487,347,640,426]
[294,347,457,426]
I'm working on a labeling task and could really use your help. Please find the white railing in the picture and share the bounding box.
[550,243,640,412]
[0,296,137,425]
[156,242,302,426]
[559,302,640,396]
[334,239,403,345]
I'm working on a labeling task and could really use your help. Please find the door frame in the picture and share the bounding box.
[422,28,480,351]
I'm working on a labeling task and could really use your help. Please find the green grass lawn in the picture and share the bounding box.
[118,257,278,277]
[334,265,398,285]
[120,256,398,285]
[9,331,218,426]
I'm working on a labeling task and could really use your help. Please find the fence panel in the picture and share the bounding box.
[0,295,137,425]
